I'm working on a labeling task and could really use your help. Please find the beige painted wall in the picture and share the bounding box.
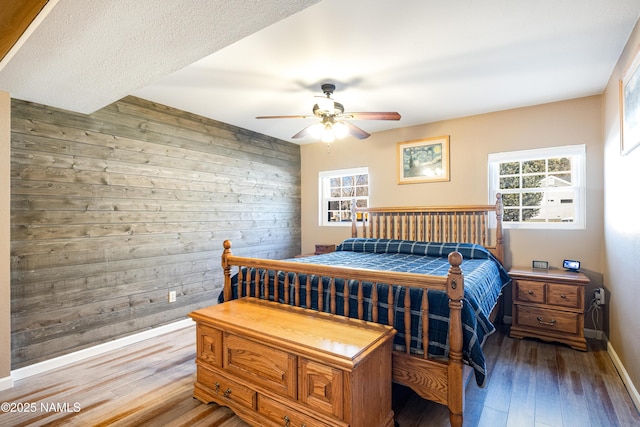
[301,95,605,324]
[0,91,10,385]
[602,18,640,407]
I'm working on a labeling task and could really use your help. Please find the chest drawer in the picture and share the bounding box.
[197,365,256,409]
[224,333,297,399]
[258,394,340,427]
[547,283,580,308]
[515,280,546,304]
[514,305,581,335]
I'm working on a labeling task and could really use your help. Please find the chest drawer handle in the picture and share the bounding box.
[527,290,534,295]
[536,316,556,326]
[223,388,232,398]
[283,415,290,427]
[560,294,567,299]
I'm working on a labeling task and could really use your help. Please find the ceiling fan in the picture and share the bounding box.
[256,83,401,142]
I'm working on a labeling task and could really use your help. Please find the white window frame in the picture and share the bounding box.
[488,145,586,230]
[318,167,369,227]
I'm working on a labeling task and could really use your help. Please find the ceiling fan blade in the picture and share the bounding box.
[291,122,318,139]
[255,115,314,119]
[343,121,370,140]
[341,112,401,121]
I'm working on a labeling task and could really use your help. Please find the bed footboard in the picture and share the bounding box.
[221,239,466,426]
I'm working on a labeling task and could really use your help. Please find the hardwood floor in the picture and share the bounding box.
[0,324,638,426]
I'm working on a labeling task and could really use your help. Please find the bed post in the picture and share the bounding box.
[446,251,464,427]
[494,193,504,264]
[222,240,233,302]
[351,199,358,238]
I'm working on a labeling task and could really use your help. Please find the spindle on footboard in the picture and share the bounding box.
[221,240,464,361]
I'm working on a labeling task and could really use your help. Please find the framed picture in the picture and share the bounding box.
[397,135,450,184]
[620,47,640,155]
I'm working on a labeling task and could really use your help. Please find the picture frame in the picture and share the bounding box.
[397,135,450,184]
[620,46,640,155]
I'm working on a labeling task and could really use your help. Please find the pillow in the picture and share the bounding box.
[336,238,493,260]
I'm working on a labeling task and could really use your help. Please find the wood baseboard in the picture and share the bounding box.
[10,319,193,384]
[607,340,640,414]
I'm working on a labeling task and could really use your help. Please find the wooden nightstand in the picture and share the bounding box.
[509,267,589,351]
[314,244,336,255]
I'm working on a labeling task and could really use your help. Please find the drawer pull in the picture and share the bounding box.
[536,316,557,326]
[223,388,232,398]
[560,294,567,299]
[215,382,220,393]
[283,415,290,427]
[527,290,534,295]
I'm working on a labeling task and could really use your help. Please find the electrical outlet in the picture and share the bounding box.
[595,287,605,306]
[168,291,177,303]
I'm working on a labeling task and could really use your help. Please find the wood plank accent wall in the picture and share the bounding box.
[9,96,301,369]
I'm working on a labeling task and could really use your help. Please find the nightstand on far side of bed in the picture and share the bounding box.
[509,266,589,351]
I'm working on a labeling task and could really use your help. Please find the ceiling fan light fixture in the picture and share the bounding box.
[321,123,336,143]
[332,121,349,139]
[256,83,400,142]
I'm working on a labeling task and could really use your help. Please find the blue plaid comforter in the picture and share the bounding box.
[218,238,511,387]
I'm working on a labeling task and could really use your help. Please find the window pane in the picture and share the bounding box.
[522,159,545,173]
[500,161,520,175]
[356,174,368,185]
[522,208,541,221]
[548,157,571,172]
[500,176,520,189]
[502,193,520,207]
[342,187,354,197]
[522,192,543,206]
[342,176,353,187]
[549,173,572,184]
[356,186,368,196]
[330,188,341,197]
[504,208,520,222]
[330,177,340,187]
[523,175,543,188]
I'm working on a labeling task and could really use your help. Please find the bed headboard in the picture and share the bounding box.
[351,194,504,264]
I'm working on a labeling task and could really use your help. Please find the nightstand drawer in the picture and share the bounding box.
[547,283,581,308]
[515,280,545,304]
[515,305,580,335]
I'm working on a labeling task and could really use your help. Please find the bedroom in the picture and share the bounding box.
[1,0,640,425]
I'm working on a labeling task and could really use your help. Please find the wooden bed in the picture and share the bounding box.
[220,195,505,427]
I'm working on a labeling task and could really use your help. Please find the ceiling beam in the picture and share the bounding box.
[0,0,49,61]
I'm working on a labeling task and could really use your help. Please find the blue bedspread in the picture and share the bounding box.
[218,238,511,387]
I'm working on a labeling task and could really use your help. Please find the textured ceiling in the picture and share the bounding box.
[1,0,640,144]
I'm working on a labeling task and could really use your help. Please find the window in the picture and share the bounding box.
[488,145,586,229]
[319,167,369,226]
